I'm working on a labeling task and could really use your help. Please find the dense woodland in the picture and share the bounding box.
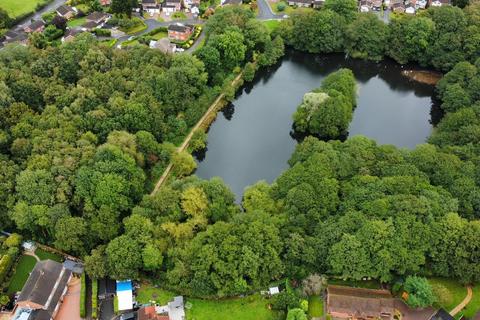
[0,1,480,300]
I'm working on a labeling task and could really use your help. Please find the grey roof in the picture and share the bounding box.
[63,259,84,274]
[168,296,185,320]
[17,260,72,314]
[56,5,75,15]
[5,30,19,39]
[27,20,45,30]
[430,309,454,320]
[142,0,157,3]
[168,23,192,33]
[223,0,243,4]
[86,11,108,22]
[83,20,100,29]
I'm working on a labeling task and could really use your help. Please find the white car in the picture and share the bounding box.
[283,14,289,18]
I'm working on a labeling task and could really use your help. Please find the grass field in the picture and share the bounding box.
[136,285,176,305]
[308,295,324,318]
[186,294,280,320]
[262,20,280,33]
[428,277,467,313]
[121,19,148,35]
[151,31,168,40]
[462,284,480,318]
[7,255,37,294]
[67,17,86,28]
[35,248,62,262]
[1,0,45,18]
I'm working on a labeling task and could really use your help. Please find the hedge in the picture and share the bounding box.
[93,29,111,37]
[92,278,98,319]
[114,295,119,314]
[0,254,14,285]
[80,273,86,318]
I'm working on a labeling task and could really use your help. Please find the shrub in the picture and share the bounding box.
[92,278,98,319]
[189,129,207,152]
[271,290,301,311]
[114,295,119,314]
[277,2,286,11]
[404,276,436,309]
[432,283,453,308]
[4,233,22,248]
[93,28,111,36]
[0,254,14,285]
[80,273,86,318]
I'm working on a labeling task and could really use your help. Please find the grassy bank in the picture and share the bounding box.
[1,0,45,17]
[7,255,36,294]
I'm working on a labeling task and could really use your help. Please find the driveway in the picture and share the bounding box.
[256,0,284,20]
[56,277,82,320]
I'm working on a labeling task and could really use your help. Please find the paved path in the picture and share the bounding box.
[24,251,40,262]
[150,72,244,195]
[450,285,473,317]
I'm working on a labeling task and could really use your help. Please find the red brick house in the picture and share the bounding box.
[168,23,194,42]
[24,20,45,33]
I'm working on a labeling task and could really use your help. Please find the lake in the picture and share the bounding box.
[195,51,441,201]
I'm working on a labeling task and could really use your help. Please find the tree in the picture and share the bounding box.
[210,28,246,70]
[324,0,357,22]
[0,9,12,29]
[106,235,143,280]
[172,151,197,177]
[345,13,389,61]
[142,242,164,271]
[404,276,436,308]
[286,308,308,320]
[0,295,9,307]
[85,245,108,279]
[111,0,137,17]
[51,15,67,31]
[54,217,87,255]
[302,274,327,296]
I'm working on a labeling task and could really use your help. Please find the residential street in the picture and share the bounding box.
[256,0,284,20]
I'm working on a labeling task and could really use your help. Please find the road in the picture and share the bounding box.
[256,0,284,20]
[15,0,66,29]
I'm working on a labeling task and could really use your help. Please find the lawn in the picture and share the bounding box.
[428,277,467,313]
[122,20,148,35]
[171,12,187,20]
[136,285,176,305]
[67,17,87,28]
[308,295,324,318]
[7,255,37,294]
[35,248,62,262]
[262,20,280,33]
[151,31,168,40]
[269,1,313,15]
[461,284,480,319]
[101,38,118,47]
[186,294,280,320]
[1,0,46,18]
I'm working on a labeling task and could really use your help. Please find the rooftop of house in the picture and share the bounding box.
[16,260,72,317]
[429,309,454,320]
[86,11,108,22]
[26,20,45,30]
[142,0,157,4]
[168,23,193,33]
[56,5,75,15]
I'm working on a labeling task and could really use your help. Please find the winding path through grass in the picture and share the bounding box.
[450,285,473,317]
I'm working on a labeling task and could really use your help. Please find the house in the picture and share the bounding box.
[430,0,451,6]
[100,0,111,5]
[116,280,134,312]
[150,38,176,53]
[326,286,396,320]
[429,309,454,320]
[392,1,406,12]
[23,20,45,33]
[287,0,312,8]
[4,30,20,40]
[55,5,77,19]
[162,4,177,14]
[406,6,416,13]
[10,260,73,320]
[313,0,324,8]
[167,23,194,41]
[86,11,110,24]
[61,29,82,42]
[142,0,161,14]
[138,305,169,320]
[4,31,28,45]
[164,0,182,11]
[155,296,185,320]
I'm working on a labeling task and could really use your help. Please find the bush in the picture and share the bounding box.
[0,254,14,285]
[404,276,436,309]
[189,129,208,152]
[4,233,22,248]
[277,2,286,11]
[93,28,111,36]
[80,273,86,318]
[271,290,301,311]
[92,278,98,319]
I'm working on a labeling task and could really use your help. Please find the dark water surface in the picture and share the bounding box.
[195,51,441,200]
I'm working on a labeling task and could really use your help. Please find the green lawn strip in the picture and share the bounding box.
[7,255,37,294]
[171,12,187,20]
[151,31,168,40]
[428,277,467,313]
[463,284,480,318]
[35,248,62,262]
[328,278,383,290]
[92,278,98,319]
[186,294,278,320]
[123,20,148,35]
[136,285,176,305]
[80,273,86,318]
[308,295,324,317]
[101,38,118,47]
[67,17,87,28]
[76,4,90,13]
[1,0,44,18]
[262,20,280,33]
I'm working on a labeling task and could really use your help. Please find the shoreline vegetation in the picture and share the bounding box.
[401,70,443,85]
